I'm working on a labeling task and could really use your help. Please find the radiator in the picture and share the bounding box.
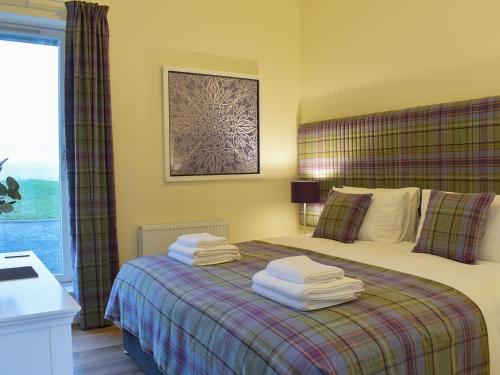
[138,220,230,256]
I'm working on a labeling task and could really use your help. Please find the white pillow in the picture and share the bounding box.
[416,189,431,241]
[479,195,500,263]
[418,189,500,263]
[333,187,410,243]
[344,186,420,242]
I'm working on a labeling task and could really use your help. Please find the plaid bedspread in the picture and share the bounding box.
[105,241,489,375]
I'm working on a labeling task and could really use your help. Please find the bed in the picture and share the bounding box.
[106,238,498,374]
[106,95,500,374]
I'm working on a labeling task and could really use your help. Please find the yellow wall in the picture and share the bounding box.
[300,0,500,123]
[6,0,500,264]
[0,0,302,264]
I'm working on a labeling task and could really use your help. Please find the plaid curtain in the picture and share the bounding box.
[65,1,119,329]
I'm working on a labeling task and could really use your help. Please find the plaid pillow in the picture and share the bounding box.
[313,190,372,243]
[413,190,495,264]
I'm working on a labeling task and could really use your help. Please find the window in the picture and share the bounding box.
[0,16,70,282]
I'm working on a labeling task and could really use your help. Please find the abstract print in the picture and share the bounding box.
[168,71,259,177]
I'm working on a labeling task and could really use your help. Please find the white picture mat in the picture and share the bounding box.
[162,66,262,182]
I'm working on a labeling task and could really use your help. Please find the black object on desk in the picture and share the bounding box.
[0,266,38,281]
[4,254,30,259]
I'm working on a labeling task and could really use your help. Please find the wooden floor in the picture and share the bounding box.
[72,325,145,375]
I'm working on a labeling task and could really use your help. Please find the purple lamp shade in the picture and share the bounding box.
[291,181,320,203]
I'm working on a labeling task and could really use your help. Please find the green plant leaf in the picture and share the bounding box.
[0,158,7,174]
[0,202,13,213]
[7,189,21,200]
[0,183,6,196]
[6,177,19,190]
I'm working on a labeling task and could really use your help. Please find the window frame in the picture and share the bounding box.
[0,14,71,283]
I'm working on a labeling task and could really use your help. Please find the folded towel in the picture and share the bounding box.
[266,256,344,284]
[169,241,239,259]
[252,270,363,301]
[168,250,240,266]
[177,232,227,248]
[252,284,359,311]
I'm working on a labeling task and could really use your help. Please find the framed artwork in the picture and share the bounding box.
[163,66,261,182]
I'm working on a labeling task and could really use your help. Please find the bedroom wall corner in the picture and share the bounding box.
[299,0,500,123]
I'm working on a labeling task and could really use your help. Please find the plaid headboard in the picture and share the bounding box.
[298,95,500,225]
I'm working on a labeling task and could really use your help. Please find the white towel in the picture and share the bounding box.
[252,284,359,311]
[177,232,227,248]
[169,241,239,259]
[267,256,344,284]
[168,250,240,266]
[252,270,363,301]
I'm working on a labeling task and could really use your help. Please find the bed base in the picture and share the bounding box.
[123,329,165,375]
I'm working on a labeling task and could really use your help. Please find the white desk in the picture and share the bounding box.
[0,251,80,375]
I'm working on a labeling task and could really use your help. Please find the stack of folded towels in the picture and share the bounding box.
[252,255,364,311]
[168,232,241,266]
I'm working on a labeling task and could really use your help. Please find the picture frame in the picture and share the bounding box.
[162,66,261,182]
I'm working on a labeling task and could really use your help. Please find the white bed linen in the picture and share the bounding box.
[264,235,500,374]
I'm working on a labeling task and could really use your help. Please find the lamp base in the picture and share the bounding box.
[303,202,307,234]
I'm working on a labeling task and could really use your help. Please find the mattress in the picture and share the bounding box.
[105,238,493,374]
[266,235,500,374]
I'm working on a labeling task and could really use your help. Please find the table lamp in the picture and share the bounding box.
[291,181,320,234]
